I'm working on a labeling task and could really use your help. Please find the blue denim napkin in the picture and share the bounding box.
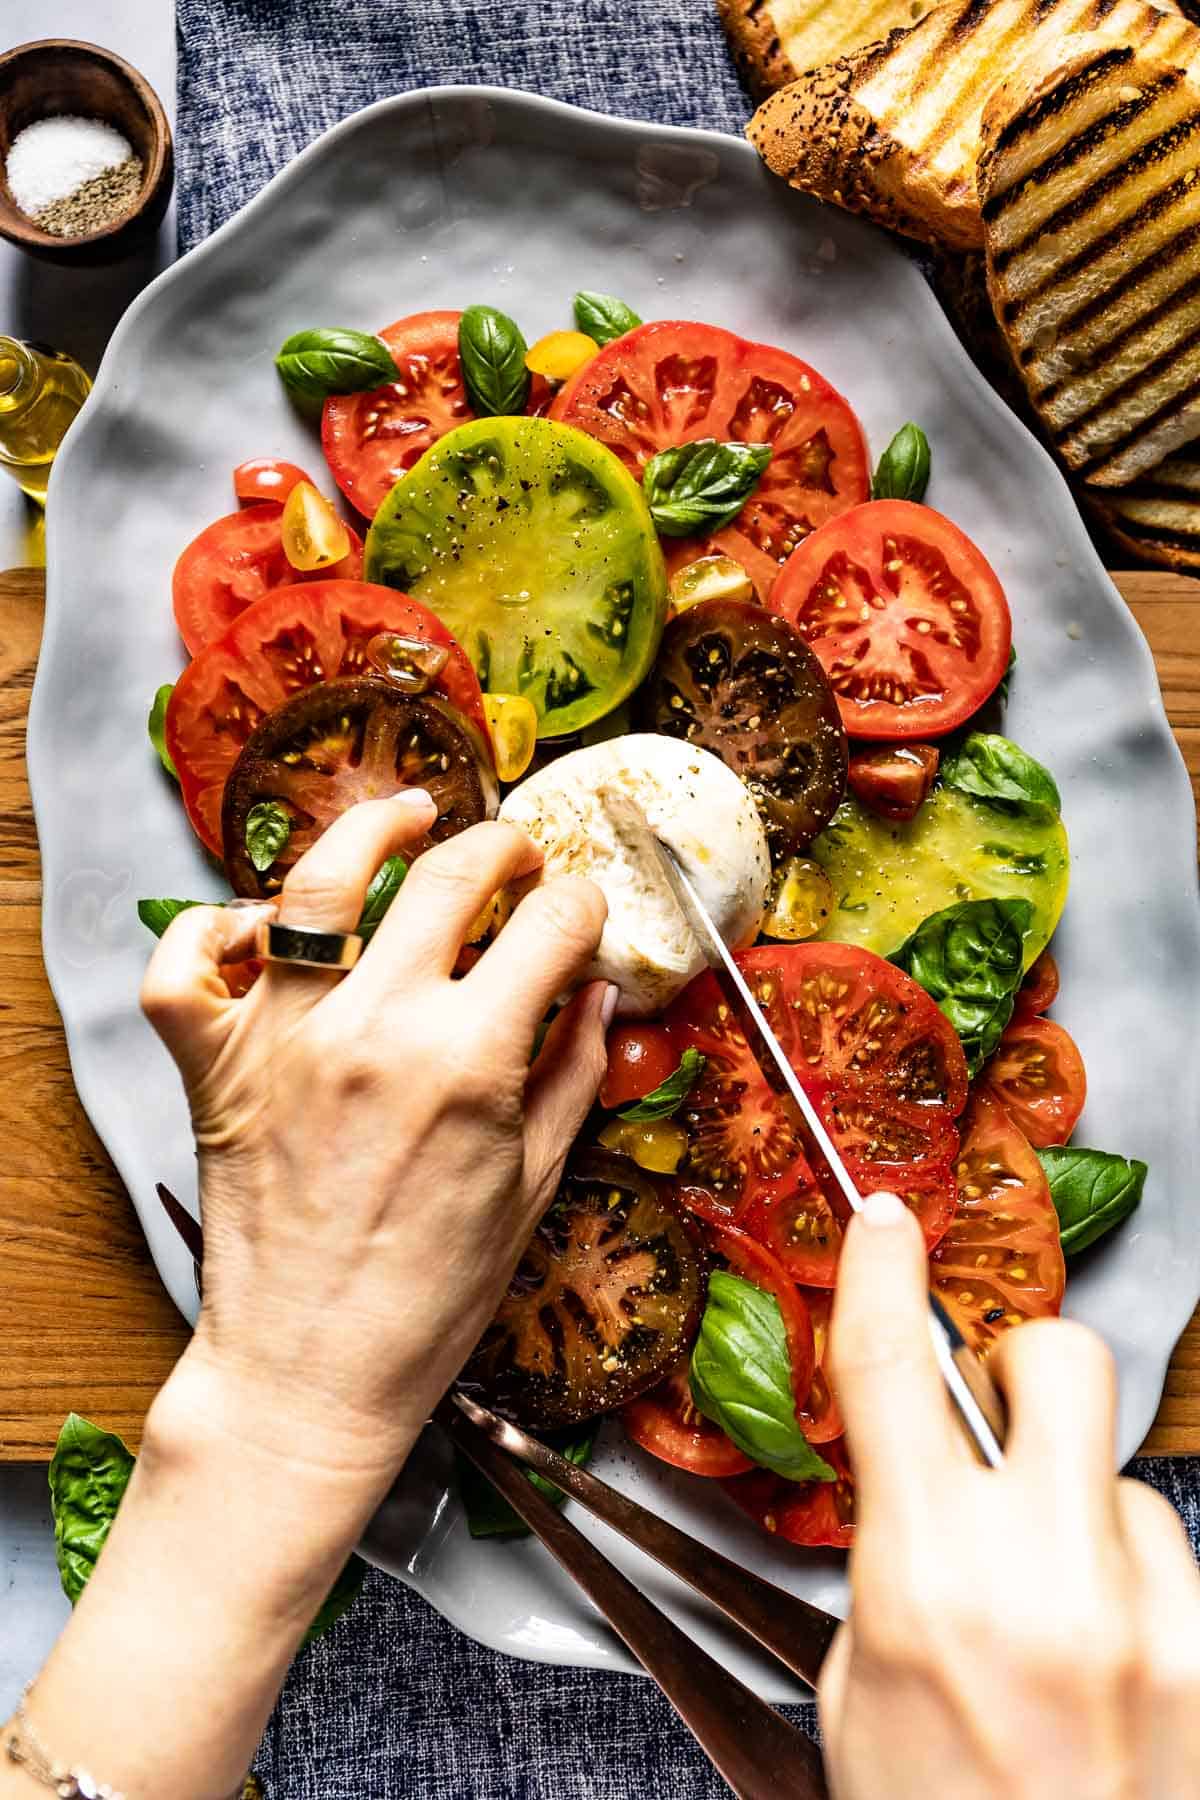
[174,5,1200,1793]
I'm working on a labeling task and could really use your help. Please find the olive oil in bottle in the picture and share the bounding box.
[0,335,91,502]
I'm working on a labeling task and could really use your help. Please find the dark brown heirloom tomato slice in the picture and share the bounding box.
[770,500,1012,740]
[221,678,485,897]
[636,599,847,854]
[550,321,869,599]
[931,1090,1065,1355]
[460,1150,707,1430]
[846,742,939,823]
[721,1435,856,1549]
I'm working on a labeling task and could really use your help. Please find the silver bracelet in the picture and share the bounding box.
[5,1685,257,1800]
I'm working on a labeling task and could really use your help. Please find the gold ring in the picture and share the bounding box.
[255,920,363,972]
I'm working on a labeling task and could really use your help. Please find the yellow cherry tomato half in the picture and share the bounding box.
[598,1116,688,1175]
[525,330,599,382]
[281,481,352,572]
[762,856,836,942]
[668,553,755,614]
[483,691,538,783]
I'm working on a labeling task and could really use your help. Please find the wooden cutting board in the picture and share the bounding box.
[1,566,1197,1460]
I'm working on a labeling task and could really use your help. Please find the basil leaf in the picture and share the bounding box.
[137,897,206,938]
[997,644,1017,707]
[457,1426,597,1539]
[1036,1146,1147,1257]
[891,897,1032,1076]
[941,733,1060,817]
[148,684,178,781]
[458,305,530,417]
[690,1272,835,1483]
[871,422,931,502]
[572,290,642,346]
[618,1048,706,1122]
[302,1553,366,1644]
[49,1414,135,1605]
[643,439,772,537]
[358,856,407,945]
[275,328,396,403]
[245,801,291,873]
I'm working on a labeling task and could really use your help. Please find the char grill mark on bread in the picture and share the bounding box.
[719,0,941,98]
[1091,453,1200,563]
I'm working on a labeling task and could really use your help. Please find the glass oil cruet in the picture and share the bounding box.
[0,335,91,503]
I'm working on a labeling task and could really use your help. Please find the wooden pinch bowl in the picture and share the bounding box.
[0,39,173,265]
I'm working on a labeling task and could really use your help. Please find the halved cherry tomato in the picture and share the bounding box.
[233,459,310,507]
[846,742,939,822]
[322,312,475,521]
[931,1089,1065,1354]
[172,505,364,656]
[982,1014,1087,1149]
[621,1355,753,1478]
[795,1288,845,1444]
[771,500,1012,740]
[706,1224,815,1414]
[664,942,967,1282]
[1014,949,1060,1018]
[721,1435,856,1549]
[599,1023,679,1108]
[165,580,490,854]
[551,321,869,599]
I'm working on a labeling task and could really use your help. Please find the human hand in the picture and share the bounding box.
[819,1190,1200,1800]
[141,792,610,1484]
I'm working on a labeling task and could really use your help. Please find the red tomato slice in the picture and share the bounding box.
[1013,949,1060,1018]
[550,320,869,599]
[233,459,310,506]
[795,1287,845,1444]
[982,1015,1087,1149]
[621,1355,753,1478]
[599,1024,679,1109]
[721,1435,856,1549]
[770,500,1012,739]
[173,503,364,655]
[931,1089,1065,1353]
[706,1224,816,1413]
[321,311,475,520]
[846,742,939,822]
[165,579,490,854]
[664,942,967,1282]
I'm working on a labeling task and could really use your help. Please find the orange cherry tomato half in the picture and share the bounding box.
[599,1023,679,1109]
[982,1014,1087,1149]
[233,459,311,506]
[1013,949,1060,1018]
[846,742,939,822]
[621,1355,753,1478]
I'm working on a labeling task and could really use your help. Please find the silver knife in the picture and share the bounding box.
[650,837,1007,1470]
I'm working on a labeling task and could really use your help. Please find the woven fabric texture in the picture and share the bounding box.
[174,5,1200,1794]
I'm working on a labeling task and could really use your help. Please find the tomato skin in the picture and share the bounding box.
[166,579,490,854]
[233,459,310,506]
[172,504,364,655]
[706,1224,816,1413]
[551,320,869,599]
[599,1024,679,1108]
[1014,949,1060,1018]
[846,742,939,822]
[621,1355,754,1478]
[770,500,1012,739]
[982,1014,1087,1149]
[721,1435,856,1549]
[795,1287,845,1443]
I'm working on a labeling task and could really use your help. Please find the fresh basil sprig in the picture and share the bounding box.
[245,801,292,873]
[357,855,407,944]
[871,422,931,502]
[458,305,530,417]
[891,896,1032,1076]
[690,1272,835,1483]
[457,1425,597,1539]
[48,1413,363,1639]
[1036,1146,1147,1257]
[572,291,642,346]
[643,439,772,537]
[275,328,396,404]
[137,897,205,938]
[148,684,177,781]
[618,1048,706,1122]
[941,733,1060,817]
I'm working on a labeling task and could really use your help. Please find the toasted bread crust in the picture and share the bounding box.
[1087,457,1200,566]
[718,0,799,97]
[718,0,938,98]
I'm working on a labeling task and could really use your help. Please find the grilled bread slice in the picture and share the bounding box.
[981,38,1200,490]
[1089,457,1200,566]
[747,0,1192,252]
[719,0,938,98]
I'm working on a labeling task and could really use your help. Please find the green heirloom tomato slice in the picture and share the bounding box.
[809,786,1068,968]
[364,417,667,738]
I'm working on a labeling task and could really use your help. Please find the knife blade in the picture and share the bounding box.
[649,837,1007,1469]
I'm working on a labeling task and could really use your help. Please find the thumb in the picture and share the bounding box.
[521,981,618,1212]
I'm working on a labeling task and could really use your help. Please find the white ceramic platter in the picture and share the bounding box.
[30,87,1200,1699]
